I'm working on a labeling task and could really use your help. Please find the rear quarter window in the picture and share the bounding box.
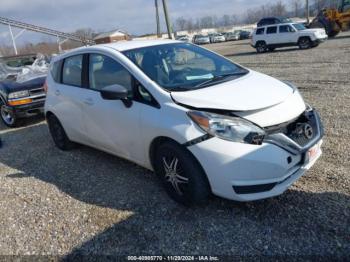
[256,28,265,35]
[62,55,83,87]
[50,60,62,83]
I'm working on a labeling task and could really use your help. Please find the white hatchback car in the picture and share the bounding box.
[45,40,324,205]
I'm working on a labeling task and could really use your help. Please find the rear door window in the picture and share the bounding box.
[62,55,83,87]
[266,26,277,34]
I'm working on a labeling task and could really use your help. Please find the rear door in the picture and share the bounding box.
[53,54,90,144]
[265,26,278,45]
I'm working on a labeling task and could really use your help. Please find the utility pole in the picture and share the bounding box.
[306,0,310,24]
[162,0,172,39]
[155,0,161,37]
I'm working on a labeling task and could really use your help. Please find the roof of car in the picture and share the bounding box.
[257,22,296,28]
[100,39,179,51]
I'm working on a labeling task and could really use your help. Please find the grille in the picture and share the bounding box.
[29,87,46,102]
[29,87,45,96]
[265,110,319,147]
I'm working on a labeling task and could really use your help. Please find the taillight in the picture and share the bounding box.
[43,79,48,93]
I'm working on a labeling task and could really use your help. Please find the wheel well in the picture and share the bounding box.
[298,36,311,43]
[45,111,55,119]
[148,136,212,190]
[149,137,179,170]
[256,40,266,45]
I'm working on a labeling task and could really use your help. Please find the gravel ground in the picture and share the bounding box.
[0,32,349,259]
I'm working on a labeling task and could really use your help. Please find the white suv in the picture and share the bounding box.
[45,40,324,205]
[251,23,328,53]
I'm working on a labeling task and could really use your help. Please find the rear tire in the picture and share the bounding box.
[154,140,211,206]
[47,114,75,150]
[298,37,311,49]
[256,42,267,53]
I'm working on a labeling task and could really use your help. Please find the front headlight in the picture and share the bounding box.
[188,111,265,145]
[8,90,29,99]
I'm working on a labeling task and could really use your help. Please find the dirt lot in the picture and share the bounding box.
[0,33,349,259]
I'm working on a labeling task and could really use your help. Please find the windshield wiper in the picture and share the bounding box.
[194,71,248,88]
[166,86,190,91]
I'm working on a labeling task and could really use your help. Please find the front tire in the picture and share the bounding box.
[0,103,18,127]
[298,37,311,49]
[154,141,211,206]
[47,114,75,150]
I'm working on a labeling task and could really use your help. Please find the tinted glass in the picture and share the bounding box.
[123,43,248,91]
[62,55,82,86]
[89,54,132,92]
[266,26,277,34]
[293,23,306,31]
[50,60,61,83]
[256,28,265,35]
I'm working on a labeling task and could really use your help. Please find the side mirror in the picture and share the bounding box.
[100,84,128,100]
[100,84,132,108]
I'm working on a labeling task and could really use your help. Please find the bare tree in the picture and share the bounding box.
[292,0,302,17]
[175,17,187,31]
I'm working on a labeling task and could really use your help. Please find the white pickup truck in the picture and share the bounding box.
[251,23,328,53]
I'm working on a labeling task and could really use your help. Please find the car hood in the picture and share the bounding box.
[0,76,46,94]
[171,70,294,111]
[301,28,325,34]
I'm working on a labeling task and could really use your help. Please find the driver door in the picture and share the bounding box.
[81,53,143,162]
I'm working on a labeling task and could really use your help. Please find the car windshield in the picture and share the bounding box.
[123,43,248,91]
[293,23,306,31]
[281,18,293,23]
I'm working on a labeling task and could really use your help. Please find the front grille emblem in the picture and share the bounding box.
[303,123,314,139]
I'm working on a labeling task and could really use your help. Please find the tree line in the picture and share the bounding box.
[174,0,342,31]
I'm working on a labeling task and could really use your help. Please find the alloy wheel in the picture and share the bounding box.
[162,156,189,196]
[299,39,310,49]
[1,105,15,126]
[257,43,266,53]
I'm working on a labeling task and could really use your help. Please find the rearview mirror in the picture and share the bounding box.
[100,84,128,100]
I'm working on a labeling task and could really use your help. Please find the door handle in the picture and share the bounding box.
[55,90,60,96]
[83,98,94,106]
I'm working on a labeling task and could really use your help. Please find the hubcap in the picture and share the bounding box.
[162,157,188,195]
[1,105,14,125]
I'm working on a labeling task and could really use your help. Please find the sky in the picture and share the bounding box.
[0,0,291,45]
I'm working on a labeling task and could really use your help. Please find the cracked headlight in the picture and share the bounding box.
[8,90,29,99]
[188,111,265,145]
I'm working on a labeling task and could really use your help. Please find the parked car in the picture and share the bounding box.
[224,32,240,41]
[251,23,328,53]
[0,54,48,127]
[0,76,46,127]
[193,34,210,45]
[239,31,252,39]
[175,35,190,43]
[209,33,226,43]
[257,16,293,27]
[45,40,324,205]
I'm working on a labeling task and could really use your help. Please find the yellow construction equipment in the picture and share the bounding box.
[310,0,350,37]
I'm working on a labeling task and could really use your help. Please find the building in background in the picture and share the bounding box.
[93,29,131,44]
